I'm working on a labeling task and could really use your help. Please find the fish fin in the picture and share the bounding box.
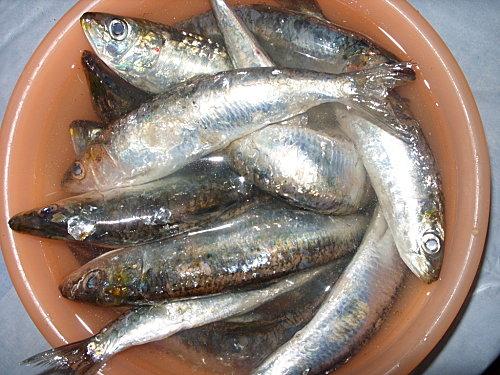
[348,62,416,141]
[275,0,327,21]
[21,338,104,375]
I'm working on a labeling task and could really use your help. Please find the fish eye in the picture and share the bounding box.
[109,19,128,41]
[421,231,442,255]
[38,204,58,218]
[84,270,102,290]
[71,161,85,180]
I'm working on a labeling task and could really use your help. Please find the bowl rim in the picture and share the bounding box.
[0,0,491,373]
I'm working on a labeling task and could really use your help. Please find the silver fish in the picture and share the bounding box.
[227,125,374,214]
[61,64,415,193]
[179,5,393,74]
[10,157,253,247]
[254,207,406,374]
[81,12,232,94]
[59,202,369,306]
[173,255,352,372]
[22,266,327,375]
[334,99,444,283]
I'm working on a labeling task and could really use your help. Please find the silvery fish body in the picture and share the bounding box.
[81,51,152,122]
[173,256,351,372]
[22,267,325,375]
[254,208,405,374]
[81,13,232,94]
[227,125,373,214]
[10,157,253,247]
[179,5,392,74]
[334,99,444,283]
[60,202,369,306]
[61,64,414,193]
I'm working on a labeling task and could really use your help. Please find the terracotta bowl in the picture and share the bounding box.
[0,0,490,374]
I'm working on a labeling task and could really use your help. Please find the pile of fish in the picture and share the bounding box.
[10,0,444,374]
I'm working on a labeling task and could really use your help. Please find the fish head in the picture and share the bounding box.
[81,13,164,92]
[60,256,142,305]
[62,144,121,194]
[9,204,76,240]
[404,205,445,283]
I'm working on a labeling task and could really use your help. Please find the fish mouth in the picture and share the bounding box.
[8,212,68,240]
[404,253,441,284]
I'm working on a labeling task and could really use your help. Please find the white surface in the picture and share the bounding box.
[0,1,498,374]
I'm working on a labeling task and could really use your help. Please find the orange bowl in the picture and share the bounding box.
[0,0,490,374]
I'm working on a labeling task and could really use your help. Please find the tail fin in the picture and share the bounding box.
[21,338,104,375]
[349,62,416,141]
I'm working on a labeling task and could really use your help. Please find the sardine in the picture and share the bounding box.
[81,13,232,94]
[10,157,253,247]
[59,202,369,306]
[81,8,390,96]
[254,207,405,374]
[179,5,393,74]
[334,99,444,283]
[173,255,352,371]
[69,120,105,156]
[22,266,327,375]
[61,64,415,193]
[227,125,374,214]
[81,51,152,123]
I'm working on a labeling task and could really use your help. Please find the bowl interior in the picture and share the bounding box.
[0,0,489,374]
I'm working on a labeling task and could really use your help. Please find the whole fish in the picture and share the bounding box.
[61,64,415,193]
[10,157,253,247]
[173,255,352,371]
[179,5,393,74]
[69,120,105,156]
[334,98,444,283]
[81,8,390,96]
[254,207,406,374]
[227,125,373,214]
[81,51,152,122]
[22,266,327,375]
[81,12,232,94]
[59,202,369,305]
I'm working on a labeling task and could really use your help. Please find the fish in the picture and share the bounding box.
[81,7,391,96]
[81,51,152,123]
[69,120,105,156]
[227,125,374,214]
[61,64,415,193]
[334,98,444,283]
[10,157,254,247]
[22,266,328,375]
[172,255,352,371]
[80,12,232,94]
[254,207,406,374]
[178,5,393,74]
[59,202,369,306]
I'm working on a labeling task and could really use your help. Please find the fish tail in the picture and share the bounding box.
[21,338,104,375]
[348,62,417,141]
